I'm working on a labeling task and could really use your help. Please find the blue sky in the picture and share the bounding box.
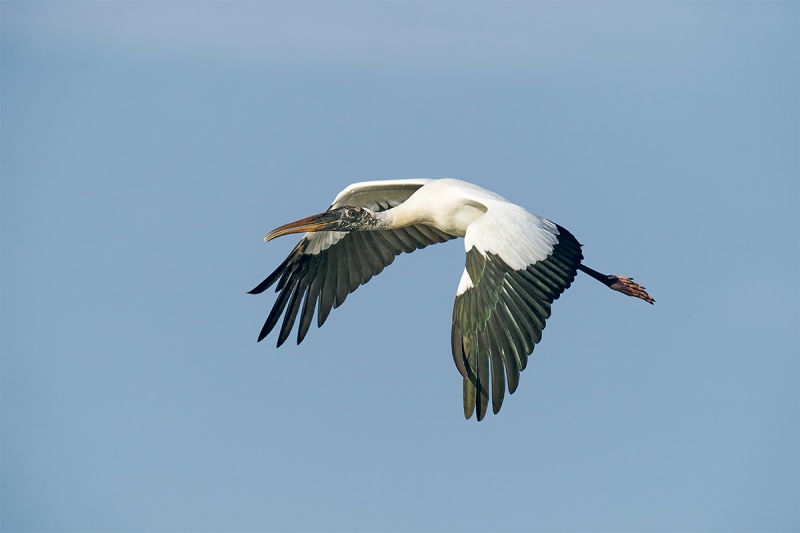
[2,1,798,531]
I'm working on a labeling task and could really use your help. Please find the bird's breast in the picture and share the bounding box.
[428,200,487,237]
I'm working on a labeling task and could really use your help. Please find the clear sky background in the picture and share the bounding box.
[2,2,798,532]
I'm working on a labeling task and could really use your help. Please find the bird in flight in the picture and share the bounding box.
[250,178,654,420]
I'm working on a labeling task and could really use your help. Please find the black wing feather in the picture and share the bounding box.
[252,224,454,346]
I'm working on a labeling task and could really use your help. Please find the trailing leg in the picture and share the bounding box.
[577,264,655,304]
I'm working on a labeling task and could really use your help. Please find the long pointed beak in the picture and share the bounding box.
[264,211,343,242]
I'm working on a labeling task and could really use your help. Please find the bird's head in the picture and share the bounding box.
[264,206,376,242]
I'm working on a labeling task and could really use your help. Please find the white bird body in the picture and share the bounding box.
[380,178,495,236]
[251,178,653,420]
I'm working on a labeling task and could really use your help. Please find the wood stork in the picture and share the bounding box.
[249,178,653,420]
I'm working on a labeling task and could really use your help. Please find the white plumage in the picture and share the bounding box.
[250,178,653,420]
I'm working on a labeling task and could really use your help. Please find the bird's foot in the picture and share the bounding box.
[607,275,655,304]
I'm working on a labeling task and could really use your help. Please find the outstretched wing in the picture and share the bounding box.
[250,179,455,346]
[451,205,583,420]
